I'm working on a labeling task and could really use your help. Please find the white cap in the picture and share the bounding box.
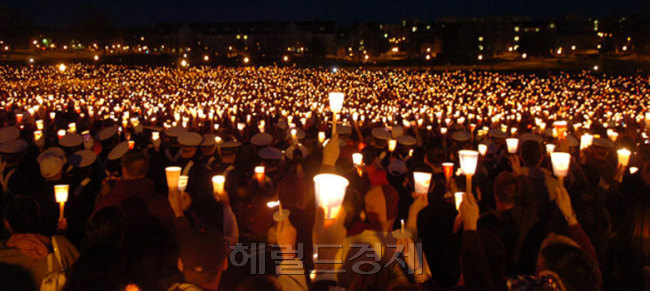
[371,128,391,140]
[37,147,67,164]
[178,132,202,147]
[69,149,96,168]
[397,135,416,146]
[96,126,118,141]
[0,139,28,154]
[164,126,187,138]
[452,131,471,142]
[60,133,83,148]
[40,156,64,178]
[387,159,408,176]
[219,141,242,148]
[251,133,273,146]
[391,125,404,139]
[488,128,507,139]
[258,147,283,160]
[0,127,20,144]
[108,142,129,160]
[285,144,309,159]
[201,133,217,146]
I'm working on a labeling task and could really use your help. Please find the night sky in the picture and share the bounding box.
[5,0,649,27]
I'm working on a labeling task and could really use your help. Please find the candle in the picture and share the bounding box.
[546,143,555,154]
[328,92,344,113]
[318,131,326,145]
[16,114,23,123]
[254,166,265,183]
[352,153,363,166]
[413,172,433,195]
[178,175,189,192]
[49,112,56,120]
[617,148,631,167]
[580,134,593,150]
[454,192,464,211]
[630,166,639,175]
[36,120,44,130]
[388,139,397,152]
[313,173,349,220]
[550,152,571,178]
[152,131,160,141]
[400,219,405,234]
[478,144,487,156]
[440,127,448,135]
[165,167,182,192]
[34,130,43,141]
[458,150,479,175]
[553,121,567,139]
[54,184,69,220]
[267,200,283,213]
[57,129,66,140]
[442,162,454,181]
[506,138,519,154]
[128,140,135,150]
[68,123,76,133]
[212,175,225,196]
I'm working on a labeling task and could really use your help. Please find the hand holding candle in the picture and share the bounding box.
[617,148,631,167]
[165,166,181,192]
[413,171,433,196]
[458,150,479,195]
[313,173,349,221]
[550,152,571,184]
[212,175,225,200]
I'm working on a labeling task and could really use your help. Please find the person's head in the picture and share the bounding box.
[178,226,228,289]
[535,234,601,291]
[424,147,445,170]
[493,171,520,210]
[3,196,41,234]
[121,150,149,180]
[520,140,543,167]
[618,191,650,265]
[85,207,126,244]
[235,275,281,291]
[363,184,398,232]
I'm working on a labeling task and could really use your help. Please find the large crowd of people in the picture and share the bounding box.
[0,64,648,290]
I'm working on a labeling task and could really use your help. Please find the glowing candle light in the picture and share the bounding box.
[440,127,448,135]
[152,132,160,141]
[254,166,265,183]
[550,152,571,178]
[57,129,66,140]
[54,184,69,220]
[617,148,631,167]
[458,150,479,195]
[16,114,23,123]
[400,219,405,234]
[552,121,567,139]
[478,144,487,156]
[413,172,433,196]
[212,175,225,197]
[128,140,135,150]
[318,131,326,145]
[546,143,555,154]
[352,153,363,166]
[34,130,43,141]
[442,162,454,181]
[165,167,182,192]
[313,173,349,220]
[580,134,593,151]
[506,138,519,154]
[178,175,189,192]
[388,139,397,152]
[454,192,464,211]
[630,166,639,174]
[328,92,344,113]
[36,120,44,130]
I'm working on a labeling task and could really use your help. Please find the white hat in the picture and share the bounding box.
[37,147,66,164]
[371,128,391,140]
[201,133,217,146]
[69,149,96,168]
[592,137,614,148]
[488,128,507,139]
[96,126,118,141]
[219,141,242,148]
[337,125,352,135]
[519,133,543,144]
[251,133,273,146]
[164,126,187,138]
[0,127,20,144]
[258,147,283,160]
[0,139,28,154]
[108,141,129,160]
[452,131,471,142]
[397,135,416,146]
[285,144,309,159]
[391,125,404,139]
[387,159,408,176]
[178,132,202,147]
[40,156,64,178]
[60,133,83,148]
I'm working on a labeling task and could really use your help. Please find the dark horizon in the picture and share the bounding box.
[2,0,649,28]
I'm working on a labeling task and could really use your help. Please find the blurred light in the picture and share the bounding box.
[243,57,250,64]
[203,55,209,61]
[622,46,628,51]
[58,64,66,72]
[391,47,399,52]
[571,45,576,51]
[283,55,289,62]
[521,53,527,59]
[181,59,188,67]
[593,65,599,71]
[28,58,34,63]
[93,55,99,61]
[477,54,483,61]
